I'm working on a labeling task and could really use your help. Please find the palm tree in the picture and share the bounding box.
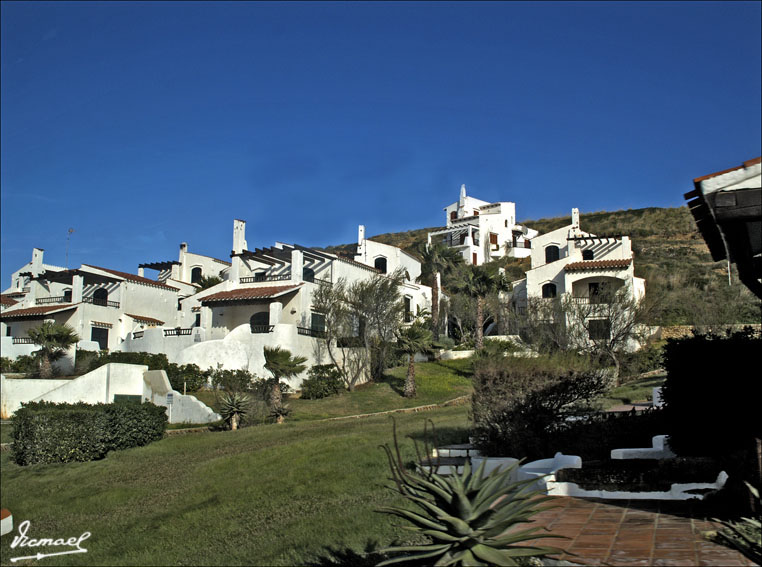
[27,321,80,379]
[263,346,307,424]
[417,242,463,339]
[453,265,509,349]
[397,322,433,398]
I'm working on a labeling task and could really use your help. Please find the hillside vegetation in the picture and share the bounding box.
[326,206,760,326]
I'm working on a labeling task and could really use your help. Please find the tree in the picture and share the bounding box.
[417,242,463,339]
[27,322,79,379]
[312,271,404,389]
[452,265,509,349]
[195,275,223,291]
[263,346,307,424]
[396,322,433,398]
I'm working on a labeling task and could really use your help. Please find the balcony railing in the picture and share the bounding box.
[36,296,68,305]
[12,337,35,344]
[250,325,275,334]
[240,273,291,283]
[132,331,144,339]
[569,296,610,305]
[297,326,326,338]
[163,328,193,337]
[83,296,121,308]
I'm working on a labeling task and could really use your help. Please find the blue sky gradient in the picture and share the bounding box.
[2,1,760,284]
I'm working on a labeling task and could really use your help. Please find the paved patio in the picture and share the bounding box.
[519,496,756,566]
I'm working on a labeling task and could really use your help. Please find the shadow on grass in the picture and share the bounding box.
[431,360,473,378]
[309,541,433,567]
[376,372,406,397]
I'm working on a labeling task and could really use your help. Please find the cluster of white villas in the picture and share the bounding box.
[1,186,646,420]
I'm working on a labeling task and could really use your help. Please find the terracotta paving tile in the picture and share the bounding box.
[605,558,654,566]
[608,548,652,558]
[560,554,604,565]
[612,539,656,550]
[651,559,700,566]
[580,525,619,535]
[698,560,749,566]
[565,546,611,557]
[571,535,614,549]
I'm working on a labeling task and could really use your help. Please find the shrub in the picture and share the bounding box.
[662,328,761,458]
[619,340,665,379]
[165,363,205,393]
[218,392,252,430]
[87,351,170,374]
[300,364,344,399]
[471,354,612,460]
[10,401,167,465]
[207,367,258,393]
[1,357,13,373]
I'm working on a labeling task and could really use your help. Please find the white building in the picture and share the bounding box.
[427,185,538,265]
[511,208,646,343]
[1,248,181,357]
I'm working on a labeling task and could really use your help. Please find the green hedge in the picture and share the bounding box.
[86,351,206,392]
[10,401,168,466]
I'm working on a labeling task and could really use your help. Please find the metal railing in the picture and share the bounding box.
[83,296,121,308]
[297,327,326,338]
[163,328,193,337]
[250,325,275,334]
[35,296,68,305]
[240,273,291,283]
[12,337,35,344]
[132,331,144,339]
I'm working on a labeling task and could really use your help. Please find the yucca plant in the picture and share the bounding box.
[713,482,762,564]
[219,391,251,430]
[377,420,566,566]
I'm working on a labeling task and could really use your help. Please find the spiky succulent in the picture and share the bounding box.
[713,482,762,564]
[377,420,565,566]
[219,391,251,430]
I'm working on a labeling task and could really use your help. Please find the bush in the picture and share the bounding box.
[662,328,761,458]
[619,340,665,379]
[207,367,258,393]
[165,363,205,393]
[10,401,167,465]
[471,354,612,460]
[1,357,14,373]
[300,364,344,399]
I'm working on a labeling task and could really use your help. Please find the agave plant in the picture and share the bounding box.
[219,391,251,430]
[377,420,566,566]
[713,482,762,564]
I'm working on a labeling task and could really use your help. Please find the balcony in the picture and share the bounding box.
[240,273,291,284]
[163,328,193,337]
[83,296,120,308]
[35,296,68,305]
[297,326,326,338]
[250,325,275,334]
[12,337,35,345]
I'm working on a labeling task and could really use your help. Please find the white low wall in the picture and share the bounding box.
[121,327,205,362]
[0,364,220,424]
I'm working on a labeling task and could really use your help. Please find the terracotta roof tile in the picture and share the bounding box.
[125,313,165,325]
[693,156,761,183]
[83,265,179,290]
[0,295,19,306]
[0,304,78,319]
[565,259,632,272]
[201,284,302,304]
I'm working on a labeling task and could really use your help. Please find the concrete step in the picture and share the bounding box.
[420,456,468,475]
[432,443,481,458]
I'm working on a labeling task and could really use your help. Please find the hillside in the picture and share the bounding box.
[326,206,760,326]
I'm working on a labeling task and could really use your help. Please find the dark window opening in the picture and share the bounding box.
[91,327,109,350]
[250,311,270,333]
[589,319,611,340]
[63,289,72,302]
[582,249,595,261]
[6,326,11,337]
[191,267,203,284]
[450,211,457,221]
[93,288,109,306]
[303,267,315,282]
[545,246,560,264]
[194,314,201,327]
[374,257,387,274]
[542,283,557,298]
[311,312,326,333]
[404,297,413,323]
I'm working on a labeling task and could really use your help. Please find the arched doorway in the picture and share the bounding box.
[250,311,270,333]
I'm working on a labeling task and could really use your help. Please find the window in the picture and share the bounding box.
[541,283,557,298]
[250,311,270,333]
[489,233,498,245]
[191,267,203,284]
[588,319,611,340]
[374,257,387,274]
[303,267,315,283]
[545,245,560,264]
[582,249,595,260]
[404,297,413,323]
[6,326,11,337]
[472,253,478,265]
[450,211,457,221]
[93,288,109,306]
[194,314,201,327]
[91,327,109,350]
[311,312,326,333]
[63,289,72,302]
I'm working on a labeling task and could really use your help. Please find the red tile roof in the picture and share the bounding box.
[0,295,19,306]
[83,265,179,290]
[201,284,302,304]
[565,259,632,272]
[125,313,165,325]
[0,304,78,319]
[693,156,761,183]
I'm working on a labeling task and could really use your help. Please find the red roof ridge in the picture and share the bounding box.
[83,264,179,290]
[693,157,761,183]
[565,258,632,271]
[201,284,302,304]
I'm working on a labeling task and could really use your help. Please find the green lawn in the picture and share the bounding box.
[0,405,471,566]
[599,373,666,408]
[192,359,474,422]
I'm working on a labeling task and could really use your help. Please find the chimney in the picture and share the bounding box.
[31,248,45,276]
[571,208,580,230]
[357,225,366,258]
[233,219,247,254]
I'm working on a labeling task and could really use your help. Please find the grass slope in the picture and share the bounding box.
[0,406,470,566]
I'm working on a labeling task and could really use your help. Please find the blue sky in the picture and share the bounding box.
[2,1,760,285]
